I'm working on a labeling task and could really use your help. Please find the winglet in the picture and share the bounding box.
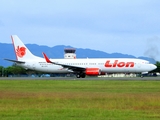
[42,52,53,63]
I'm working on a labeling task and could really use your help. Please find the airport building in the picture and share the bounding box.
[64,48,76,59]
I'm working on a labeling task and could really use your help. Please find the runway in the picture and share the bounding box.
[0,76,160,80]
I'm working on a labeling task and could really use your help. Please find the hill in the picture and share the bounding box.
[0,43,156,67]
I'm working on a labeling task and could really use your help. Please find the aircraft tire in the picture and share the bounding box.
[81,73,86,78]
[76,74,81,78]
[76,73,86,78]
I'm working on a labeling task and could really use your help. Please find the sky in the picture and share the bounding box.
[0,0,160,60]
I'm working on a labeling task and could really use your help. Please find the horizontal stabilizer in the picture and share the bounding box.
[4,58,25,64]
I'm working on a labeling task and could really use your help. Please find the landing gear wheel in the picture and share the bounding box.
[81,73,86,78]
[76,74,81,78]
[76,73,86,78]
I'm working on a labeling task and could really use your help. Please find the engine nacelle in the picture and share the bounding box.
[85,68,101,76]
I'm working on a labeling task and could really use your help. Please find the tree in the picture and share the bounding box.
[0,66,4,77]
[5,65,26,76]
[151,61,160,73]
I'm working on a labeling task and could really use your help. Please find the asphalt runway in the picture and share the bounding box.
[0,76,160,80]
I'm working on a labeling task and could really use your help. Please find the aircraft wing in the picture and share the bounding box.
[4,58,25,64]
[42,52,86,72]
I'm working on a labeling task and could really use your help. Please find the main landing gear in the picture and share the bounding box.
[76,73,86,78]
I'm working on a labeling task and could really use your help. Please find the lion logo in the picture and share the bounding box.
[16,46,26,58]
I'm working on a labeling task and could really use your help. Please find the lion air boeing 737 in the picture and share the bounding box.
[5,35,157,78]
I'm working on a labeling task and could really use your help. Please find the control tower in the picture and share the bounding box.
[64,48,76,59]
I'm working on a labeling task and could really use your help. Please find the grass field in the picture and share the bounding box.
[0,79,160,120]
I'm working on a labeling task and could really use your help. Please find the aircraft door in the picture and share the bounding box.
[136,62,142,73]
[137,63,141,68]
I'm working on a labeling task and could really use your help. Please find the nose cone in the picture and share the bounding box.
[150,64,157,70]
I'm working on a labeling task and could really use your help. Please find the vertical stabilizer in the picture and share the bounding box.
[11,35,38,61]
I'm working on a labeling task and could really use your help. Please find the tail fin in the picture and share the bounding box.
[11,35,38,61]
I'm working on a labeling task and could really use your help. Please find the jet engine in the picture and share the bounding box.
[85,68,101,76]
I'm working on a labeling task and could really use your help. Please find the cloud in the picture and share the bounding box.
[144,36,160,60]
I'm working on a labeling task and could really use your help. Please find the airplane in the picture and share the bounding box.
[5,35,157,78]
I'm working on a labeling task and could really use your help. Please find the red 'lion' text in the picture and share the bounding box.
[105,60,134,68]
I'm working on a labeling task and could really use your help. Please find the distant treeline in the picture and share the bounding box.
[0,64,47,77]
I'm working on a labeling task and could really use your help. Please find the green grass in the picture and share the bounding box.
[0,79,160,120]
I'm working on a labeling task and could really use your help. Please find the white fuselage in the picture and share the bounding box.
[17,58,156,74]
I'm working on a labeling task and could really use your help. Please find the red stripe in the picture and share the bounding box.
[11,36,18,60]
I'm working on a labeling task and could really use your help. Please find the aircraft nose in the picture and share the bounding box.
[151,64,157,70]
